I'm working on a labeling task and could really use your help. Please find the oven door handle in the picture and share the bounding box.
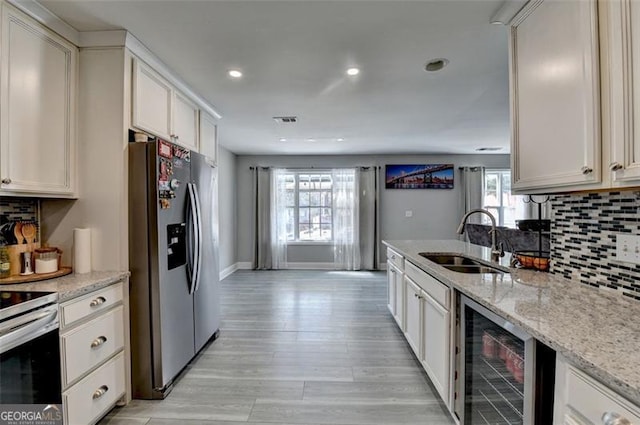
[0,306,58,355]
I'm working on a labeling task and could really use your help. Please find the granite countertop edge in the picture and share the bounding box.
[383,239,640,405]
[1,270,130,302]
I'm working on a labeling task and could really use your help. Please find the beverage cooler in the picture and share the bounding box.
[457,295,556,425]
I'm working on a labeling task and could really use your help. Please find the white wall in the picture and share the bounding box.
[233,154,509,266]
[217,146,238,276]
[42,48,130,271]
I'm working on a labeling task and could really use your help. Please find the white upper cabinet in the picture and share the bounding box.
[132,58,199,151]
[601,0,640,184]
[132,59,172,141]
[172,90,199,151]
[509,0,601,193]
[0,3,77,197]
[199,110,218,164]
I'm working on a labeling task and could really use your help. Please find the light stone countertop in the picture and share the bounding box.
[0,270,130,302]
[383,239,640,406]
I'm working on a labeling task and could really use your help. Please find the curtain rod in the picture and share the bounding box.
[249,166,381,170]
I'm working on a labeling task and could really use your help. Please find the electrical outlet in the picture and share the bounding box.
[405,210,413,218]
[616,234,640,264]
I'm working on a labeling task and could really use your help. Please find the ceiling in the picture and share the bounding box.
[39,0,511,156]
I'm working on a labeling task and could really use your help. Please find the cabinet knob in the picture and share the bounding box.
[90,336,107,348]
[602,412,632,425]
[1,178,11,184]
[92,385,109,400]
[609,162,624,171]
[581,166,594,175]
[89,296,106,307]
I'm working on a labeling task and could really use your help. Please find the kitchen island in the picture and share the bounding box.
[383,239,640,408]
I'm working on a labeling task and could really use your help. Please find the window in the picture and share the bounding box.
[483,170,520,227]
[277,171,334,241]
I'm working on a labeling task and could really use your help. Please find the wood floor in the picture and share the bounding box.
[101,270,455,425]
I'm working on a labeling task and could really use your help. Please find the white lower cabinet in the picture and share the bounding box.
[404,276,422,356]
[421,291,450,403]
[386,248,405,329]
[59,279,130,425]
[387,264,397,317]
[554,356,640,425]
[63,352,126,425]
[398,260,452,409]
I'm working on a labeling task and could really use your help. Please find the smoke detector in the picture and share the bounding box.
[273,116,297,123]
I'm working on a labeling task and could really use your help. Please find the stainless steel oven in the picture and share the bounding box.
[0,291,61,404]
[457,295,555,425]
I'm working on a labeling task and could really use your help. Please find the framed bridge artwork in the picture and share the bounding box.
[385,164,454,189]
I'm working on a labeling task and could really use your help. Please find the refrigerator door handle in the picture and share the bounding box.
[186,182,200,295]
[192,183,203,293]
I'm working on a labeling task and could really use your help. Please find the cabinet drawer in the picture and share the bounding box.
[405,261,449,309]
[61,305,125,387]
[60,282,123,328]
[387,248,404,270]
[565,365,640,425]
[63,351,126,425]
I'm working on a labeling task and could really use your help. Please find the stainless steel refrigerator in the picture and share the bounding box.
[128,139,220,399]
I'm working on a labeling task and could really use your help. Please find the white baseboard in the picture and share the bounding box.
[283,262,336,270]
[223,261,381,273]
[236,262,253,270]
[219,263,238,281]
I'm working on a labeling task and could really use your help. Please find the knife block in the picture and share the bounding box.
[7,243,40,276]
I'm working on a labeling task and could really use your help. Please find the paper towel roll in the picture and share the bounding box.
[73,228,91,274]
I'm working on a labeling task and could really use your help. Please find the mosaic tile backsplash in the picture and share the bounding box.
[0,198,39,246]
[551,190,640,300]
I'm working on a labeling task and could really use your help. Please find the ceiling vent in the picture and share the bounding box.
[273,116,297,123]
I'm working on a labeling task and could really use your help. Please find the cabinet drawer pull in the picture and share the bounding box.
[609,162,624,171]
[89,296,106,307]
[602,412,633,425]
[581,166,594,175]
[90,336,108,348]
[1,178,11,184]
[92,385,109,400]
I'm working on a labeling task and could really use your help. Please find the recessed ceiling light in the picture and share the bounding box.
[346,67,360,76]
[279,138,287,142]
[424,58,449,72]
[336,138,345,142]
[306,138,315,142]
[228,69,243,78]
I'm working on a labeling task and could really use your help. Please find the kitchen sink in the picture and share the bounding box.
[441,265,504,274]
[419,253,507,274]
[419,254,480,266]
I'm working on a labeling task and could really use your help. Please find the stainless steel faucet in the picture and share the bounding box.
[456,209,504,262]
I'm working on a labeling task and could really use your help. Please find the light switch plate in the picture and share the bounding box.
[616,234,640,264]
[405,210,413,218]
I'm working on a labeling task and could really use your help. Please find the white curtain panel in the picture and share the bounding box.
[270,168,289,269]
[333,168,360,270]
[459,166,485,226]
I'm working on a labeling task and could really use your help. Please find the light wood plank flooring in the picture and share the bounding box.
[101,270,455,425]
